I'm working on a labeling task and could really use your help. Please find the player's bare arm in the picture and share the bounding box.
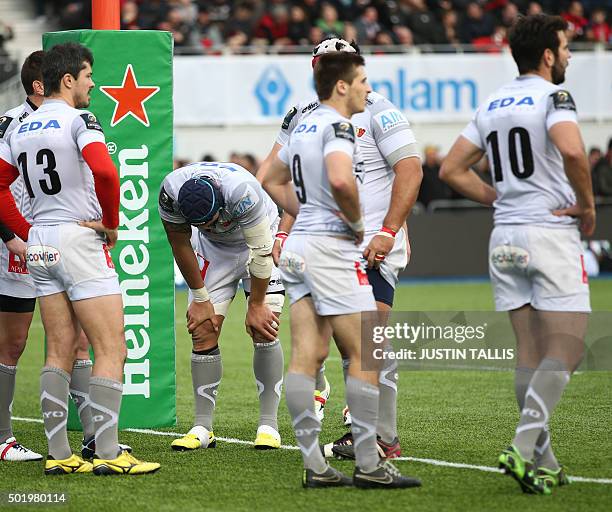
[161,218,218,333]
[549,121,596,236]
[257,143,297,265]
[326,151,364,245]
[439,136,497,206]
[256,142,282,186]
[242,218,278,341]
[364,156,422,268]
[271,211,295,266]
[5,236,27,262]
[260,156,300,217]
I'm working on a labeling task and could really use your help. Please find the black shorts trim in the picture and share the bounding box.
[366,268,394,307]
[243,289,286,299]
[0,294,36,313]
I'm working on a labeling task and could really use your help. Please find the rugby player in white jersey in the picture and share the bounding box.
[0,51,46,462]
[0,42,159,475]
[159,162,284,451]
[0,51,129,464]
[440,14,594,495]
[257,38,423,460]
[262,52,421,489]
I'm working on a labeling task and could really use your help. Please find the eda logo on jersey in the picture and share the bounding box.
[487,96,534,111]
[295,123,317,134]
[17,119,61,133]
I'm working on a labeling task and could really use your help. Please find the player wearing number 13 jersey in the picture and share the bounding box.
[0,42,159,476]
[440,15,595,495]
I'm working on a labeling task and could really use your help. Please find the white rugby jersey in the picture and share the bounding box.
[2,99,106,225]
[277,104,364,236]
[277,91,419,234]
[461,75,579,227]
[158,161,279,246]
[0,99,38,223]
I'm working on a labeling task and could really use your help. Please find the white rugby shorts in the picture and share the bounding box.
[26,223,120,301]
[279,233,376,316]
[489,224,590,312]
[190,224,284,317]
[0,237,36,299]
[360,227,409,289]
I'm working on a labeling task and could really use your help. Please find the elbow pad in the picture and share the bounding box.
[243,220,274,279]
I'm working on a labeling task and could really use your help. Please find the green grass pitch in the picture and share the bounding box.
[1,280,611,511]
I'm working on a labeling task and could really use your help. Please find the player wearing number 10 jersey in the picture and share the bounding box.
[440,15,595,495]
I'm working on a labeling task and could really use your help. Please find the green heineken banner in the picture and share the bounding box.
[43,30,176,428]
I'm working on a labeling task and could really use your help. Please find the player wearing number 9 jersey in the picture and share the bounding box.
[440,15,594,495]
[0,42,159,475]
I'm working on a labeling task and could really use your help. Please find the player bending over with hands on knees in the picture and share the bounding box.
[159,161,285,451]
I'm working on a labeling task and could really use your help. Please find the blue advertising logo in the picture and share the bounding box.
[255,66,292,116]
[371,69,478,112]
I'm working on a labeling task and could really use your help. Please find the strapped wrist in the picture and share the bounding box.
[347,217,364,233]
[190,286,210,303]
[378,226,397,238]
[275,231,289,247]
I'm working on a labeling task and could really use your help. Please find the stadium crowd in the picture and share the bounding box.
[34,1,612,52]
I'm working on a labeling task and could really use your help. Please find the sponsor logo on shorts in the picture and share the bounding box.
[279,251,305,273]
[26,245,61,267]
[8,252,29,274]
[357,127,366,138]
[490,245,529,270]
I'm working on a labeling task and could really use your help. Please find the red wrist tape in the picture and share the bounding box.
[380,226,397,237]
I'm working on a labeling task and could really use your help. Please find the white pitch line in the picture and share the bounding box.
[396,456,503,473]
[123,426,299,450]
[12,416,611,484]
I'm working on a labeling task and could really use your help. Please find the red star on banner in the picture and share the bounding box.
[100,64,160,127]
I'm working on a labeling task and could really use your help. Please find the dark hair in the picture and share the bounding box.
[42,42,94,97]
[314,52,365,101]
[20,50,45,96]
[508,14,567,75]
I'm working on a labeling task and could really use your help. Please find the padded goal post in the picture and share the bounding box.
[42,29,176,428]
